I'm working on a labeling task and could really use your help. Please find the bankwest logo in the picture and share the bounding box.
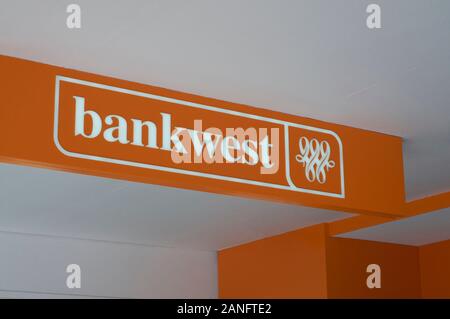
[54,76,345,198]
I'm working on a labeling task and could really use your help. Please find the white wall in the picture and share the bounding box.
[0,231,217,298]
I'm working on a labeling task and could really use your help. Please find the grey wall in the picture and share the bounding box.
[0,231,217,298]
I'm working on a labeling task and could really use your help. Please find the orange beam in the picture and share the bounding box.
[405,192,450,216]
[0,54,406,217]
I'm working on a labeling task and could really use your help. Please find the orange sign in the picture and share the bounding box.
[55,76,344,198]
[0,55,406,216]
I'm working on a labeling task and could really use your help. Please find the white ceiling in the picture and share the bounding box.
[0,163,352,250]
[0,1,449,248]
[338,207,450,246]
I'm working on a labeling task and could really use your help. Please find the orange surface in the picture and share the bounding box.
[0,54,406,217]
[219,224,427,298]
[419,239,450,298]
[326,237,421,298]
[219,191,450,299]
[218,224,328,298]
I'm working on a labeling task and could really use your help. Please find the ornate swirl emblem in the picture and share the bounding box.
[295,137,335,184]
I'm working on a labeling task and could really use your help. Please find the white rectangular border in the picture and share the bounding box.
[53,76,345,198]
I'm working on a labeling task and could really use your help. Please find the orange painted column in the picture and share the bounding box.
[219,224,424,298]
[326,237,421,298]
[218,224,329,298]
[419,239,450,298]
